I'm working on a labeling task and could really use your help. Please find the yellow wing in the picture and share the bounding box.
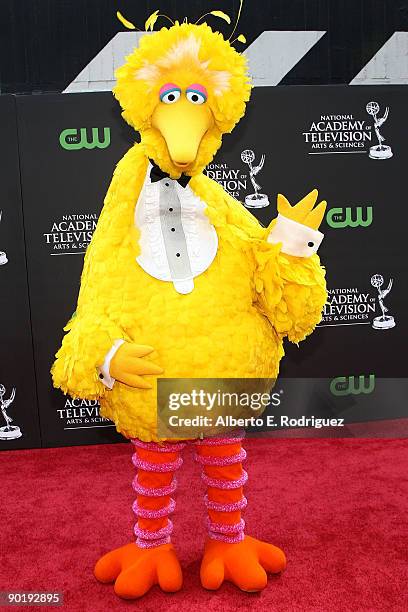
[255,189,328,344]
[277,189,327,229]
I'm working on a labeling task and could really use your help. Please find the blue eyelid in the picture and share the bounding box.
[186,88,207,100]
[159,87,181,101]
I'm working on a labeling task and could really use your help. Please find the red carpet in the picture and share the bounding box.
[1,439,407,611]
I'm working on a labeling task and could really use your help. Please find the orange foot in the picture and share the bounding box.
[200,535,286,592]
[94,542,183,599]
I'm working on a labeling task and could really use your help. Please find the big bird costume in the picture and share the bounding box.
[52,11,327,598]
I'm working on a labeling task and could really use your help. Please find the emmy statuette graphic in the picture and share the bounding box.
[241,149,269,208]
[0,210,8,266]
[366,101,393,160]
[371,274,396,330]
[0,384,22,440]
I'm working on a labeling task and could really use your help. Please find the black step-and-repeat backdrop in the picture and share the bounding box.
[0,86,407,449]
[16,93,135,448]
[0,96,41,450]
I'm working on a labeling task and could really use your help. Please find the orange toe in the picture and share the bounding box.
[200,535,286,592]
[94,544,125,584]
[200,555,225,590]
[94,542,182,599]
[255,536,287,574]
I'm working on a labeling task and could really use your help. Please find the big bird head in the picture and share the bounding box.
[114,22,251,178]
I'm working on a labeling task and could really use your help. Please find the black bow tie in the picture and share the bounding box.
[149,160,191,188]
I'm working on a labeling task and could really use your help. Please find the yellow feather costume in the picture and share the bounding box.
[52,23,327,442]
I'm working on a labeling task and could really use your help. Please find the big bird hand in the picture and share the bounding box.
[110,342,163,389]
[277,189,326,230]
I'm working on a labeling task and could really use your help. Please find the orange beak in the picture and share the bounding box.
[151,96,214,169]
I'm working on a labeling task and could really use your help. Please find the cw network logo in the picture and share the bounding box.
[330,374,375,396]
[326,206,373,229]
[59,127,111,151]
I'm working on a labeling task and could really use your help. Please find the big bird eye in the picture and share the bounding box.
[186,89,207,105]
[159,87,181,104]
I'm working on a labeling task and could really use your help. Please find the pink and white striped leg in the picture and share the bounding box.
[131,439,186,549]
[195,436,247,543]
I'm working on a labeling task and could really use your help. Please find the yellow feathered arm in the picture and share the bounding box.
[51,144,147,399]
[200,182,327,345]
[200,181,327,344]
[255,190,328,344]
